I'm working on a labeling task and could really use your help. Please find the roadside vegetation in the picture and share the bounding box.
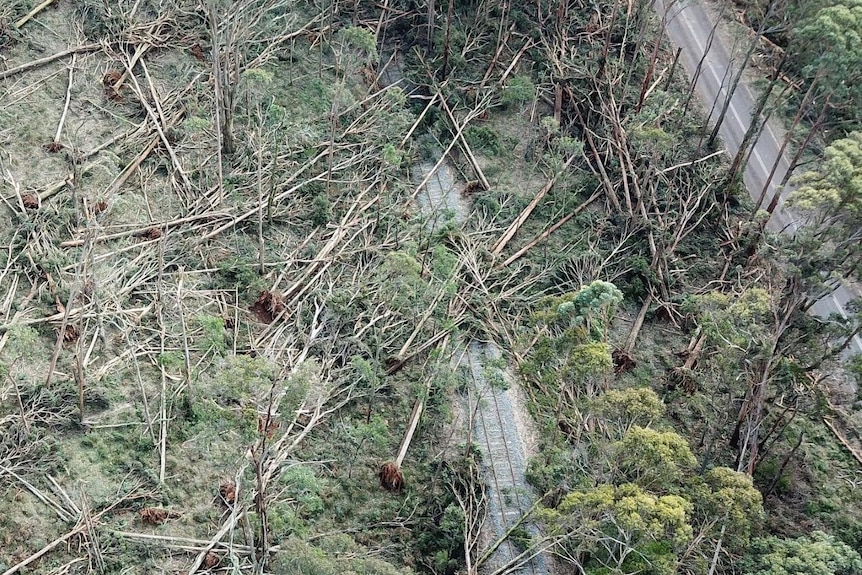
[0,0,860,574]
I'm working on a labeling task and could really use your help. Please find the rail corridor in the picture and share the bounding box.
[463,341,548,575]
[382,49,550,575]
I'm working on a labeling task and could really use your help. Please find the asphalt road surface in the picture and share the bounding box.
[655,0,862,357]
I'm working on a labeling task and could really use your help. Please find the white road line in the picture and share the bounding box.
[662,1,855,351]
[670,3,800,233]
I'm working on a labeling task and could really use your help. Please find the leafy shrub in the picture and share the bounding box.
[501,75,535,109]
[465,125,501,155]
[311,193,332,226]
[204,354,277,405]
[740,531,862,575]
[195,314,228,355]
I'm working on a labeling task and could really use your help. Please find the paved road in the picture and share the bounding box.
[655,0,862,357]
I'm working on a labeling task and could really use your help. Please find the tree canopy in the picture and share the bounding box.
[741,531,862,575]
[791,131,862,225]
[795,1,862,121]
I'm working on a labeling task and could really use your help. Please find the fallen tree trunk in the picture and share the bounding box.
[380,371,436,492]
[490,152,579,257]
[499,188,601,267]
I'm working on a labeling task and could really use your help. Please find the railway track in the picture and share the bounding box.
[462,341,547,575]
[383,50,549,575]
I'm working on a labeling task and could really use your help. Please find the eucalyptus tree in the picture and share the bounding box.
[794,0,862,132]
[741,531,862,575]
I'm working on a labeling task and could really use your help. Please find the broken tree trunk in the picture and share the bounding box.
[823,418,862,466]
[499,188,601,267]
[438,93,491,192]
[624,293,652,354]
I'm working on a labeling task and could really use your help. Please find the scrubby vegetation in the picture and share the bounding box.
[0,0,860,574]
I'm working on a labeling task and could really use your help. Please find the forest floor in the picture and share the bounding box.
[2,0,862,573]
[0,1,558,572]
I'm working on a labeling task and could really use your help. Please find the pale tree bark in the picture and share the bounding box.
[706,0,776,149]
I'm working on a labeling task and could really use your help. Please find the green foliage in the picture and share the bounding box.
[465,125,501,155]
[374,251,429,313]
[595,387,665,435]
[242,67,274,86]
[791,131,862,225]
[525,281,623,404]
[295,77,334,116]
[689,467,764,555]
[183,115,211,132]
[419,504,464,575]
[541,115,560,136]
[559,280,624,341]
[526,444,582,494]
[501,75,535,109]
[781,131,862,309]
[535,280,623,341]
[213,255,263,294]
[337,26,378,66]
[614,427,697,490]
[276,464,326,523]
[754,456,793,494]
[204,354,276,404]
[741,531,862,575]
[629,106,677,159]
[796,3,862,125]
[311,193,332,226]
[413,456,477,575]
[281,360,315,414]
[265,504,306,541]
[77,427,154,478]
[351,356,381,392]
[683,288,772,349]
[430,243,458,280]
[547,483,693,574]
[341,415,390,469]
[382,143,403,167]
[2,325,38,360]
[383,86,407,108]
[195,314,228,355]
[482,362,507,390]
[850,354,862,390]
[241,67,275,106]
[158,351,184,371]
[566,341,613,380]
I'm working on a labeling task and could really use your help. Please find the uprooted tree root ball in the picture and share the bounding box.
[218,480,236,506]
[139,508,170,525]
[379,461,403,492]
[250,290,285,324]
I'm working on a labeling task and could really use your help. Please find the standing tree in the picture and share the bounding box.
[327,26,378,189]
[795,0,862,132]
[790,131,862,232]
[783,131,862,360]
[788,130,862,302]
[544,482,694,575]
